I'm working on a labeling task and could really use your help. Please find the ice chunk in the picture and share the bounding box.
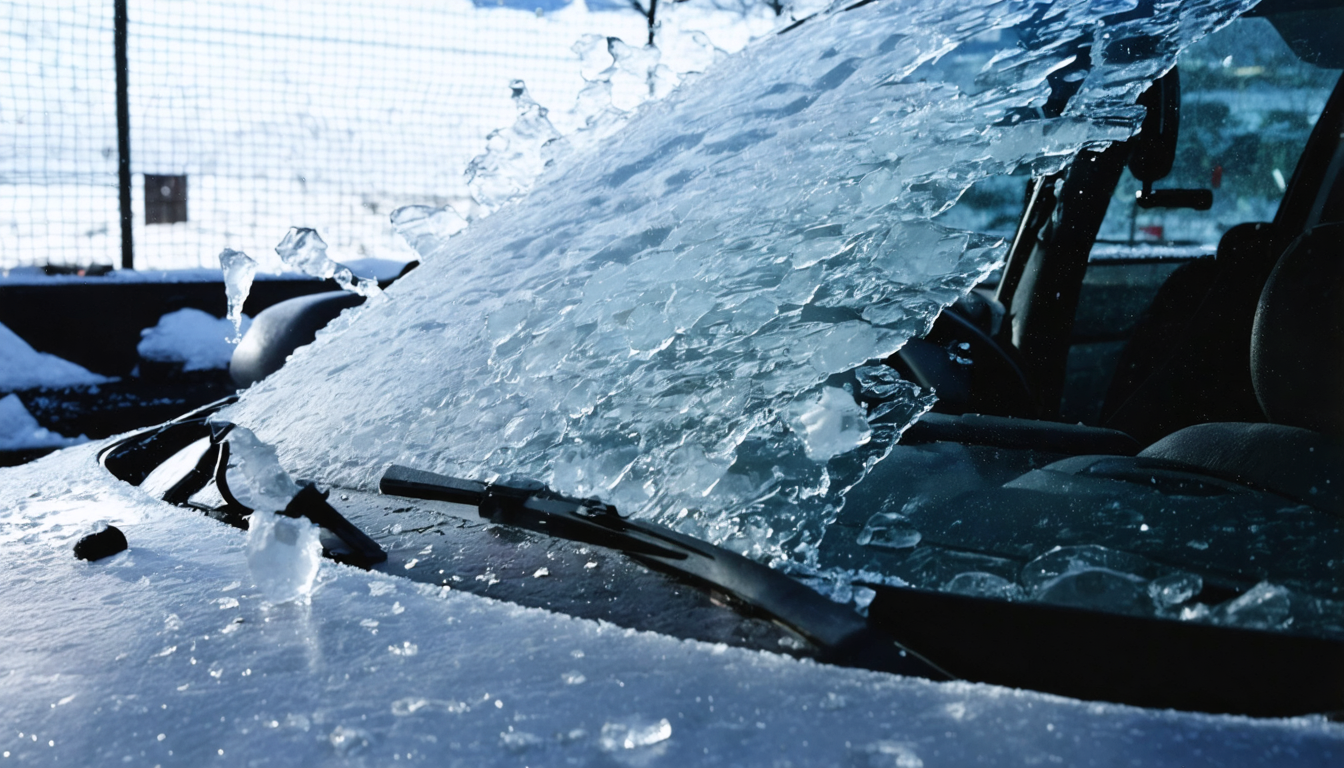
[1215,581,1292,630]
[0,394,84,450]
[943,572,1023,601]
[245,508,322,605]
[275,228,382,298]
[1021,545,1166,615]
[137,308,251,371]
[789,387,872,462]
[605,38,679,112]
[221,426,303,513]
[0,322,109,391]
[1034,569,1149,615]
[599,718,672,751]
[1148,572,1202,608]
[390,205,468,260]
[219,248,258,340]
[857,511,921,551]
[465,80,562,213]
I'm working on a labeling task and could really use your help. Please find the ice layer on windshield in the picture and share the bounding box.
[227,0,1254,564]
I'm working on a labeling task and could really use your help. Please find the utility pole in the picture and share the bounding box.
[114,0,134,270]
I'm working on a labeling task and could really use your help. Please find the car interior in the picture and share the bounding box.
[887,1,1343,520]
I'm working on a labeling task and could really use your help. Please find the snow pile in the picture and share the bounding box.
[137,309,252,371]
[1,447,1340,765]
[0,394,84,451]
[228,0,1255,565]
[0,321,109,392]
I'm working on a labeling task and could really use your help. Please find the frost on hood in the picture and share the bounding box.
[228,0,1254,565]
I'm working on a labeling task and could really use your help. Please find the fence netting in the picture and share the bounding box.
[2,0,689,271]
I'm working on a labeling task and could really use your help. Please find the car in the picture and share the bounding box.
[3,0,1342,764]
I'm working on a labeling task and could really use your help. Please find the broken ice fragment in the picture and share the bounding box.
[1021,545,1157,615]
[222,425,303,513]
[1034,570,1149,615]
[275,227,381,298]
[219,249,258,339]
[246,508,321,605]
[789,386,872,462]
[390,205,467,259]
[1147,572,1202,608]
[857,511,922,550]
[1216,581,1293,630]
[599,718,672,751]
[943,572,1023,601]
[465,80,561,213]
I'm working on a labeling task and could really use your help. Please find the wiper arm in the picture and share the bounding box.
[380,464,953,681]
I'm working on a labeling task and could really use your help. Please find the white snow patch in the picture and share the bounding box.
[0,394,85,451]
[137,308,252,371]
[0,322,109,391]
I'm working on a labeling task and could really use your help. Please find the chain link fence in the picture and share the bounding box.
[2,0,667,272]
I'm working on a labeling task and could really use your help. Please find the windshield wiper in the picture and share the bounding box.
[379,464,952,681]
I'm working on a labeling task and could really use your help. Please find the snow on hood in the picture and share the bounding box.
[2,447,1341,765]
[225,0,1254,565]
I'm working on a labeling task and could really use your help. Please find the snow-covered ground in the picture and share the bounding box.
[0,393,85,450]
[0,321,108,392]
[137,308,251,371]
[2,446,1341,766]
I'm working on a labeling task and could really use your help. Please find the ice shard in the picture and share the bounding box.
[219,248,258,339]
[275,227,382,298]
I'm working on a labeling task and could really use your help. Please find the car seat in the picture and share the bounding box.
[1132,221,1344,514]
[1100,74,1344,445]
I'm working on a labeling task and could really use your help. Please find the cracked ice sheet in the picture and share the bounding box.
[225,0,1256,563]
[2,448,1341,766]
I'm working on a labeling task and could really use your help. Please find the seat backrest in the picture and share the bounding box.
[1251,222,1344,437]
[1101,222,1280,444]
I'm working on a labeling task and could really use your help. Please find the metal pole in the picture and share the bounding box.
[114,0,133,270]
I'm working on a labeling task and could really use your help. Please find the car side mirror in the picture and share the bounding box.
[1129,67,1213,211]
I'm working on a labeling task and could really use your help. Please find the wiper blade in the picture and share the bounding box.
[382,465,688,561]
[380,464,952,681]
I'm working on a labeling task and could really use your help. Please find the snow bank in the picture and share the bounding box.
[0,394,85,451]
[0,321,109,392]
[0,447,1339,765]
[137,309,252,371]
[228,0,1258,566]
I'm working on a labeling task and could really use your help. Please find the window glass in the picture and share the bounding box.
[1095,17,1341,250]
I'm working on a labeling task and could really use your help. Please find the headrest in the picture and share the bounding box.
[1251,223,1344,436]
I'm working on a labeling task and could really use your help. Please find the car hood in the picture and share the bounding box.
[3,445,1343,765]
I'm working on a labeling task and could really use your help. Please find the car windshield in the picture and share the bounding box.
[221,0,1340,638]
